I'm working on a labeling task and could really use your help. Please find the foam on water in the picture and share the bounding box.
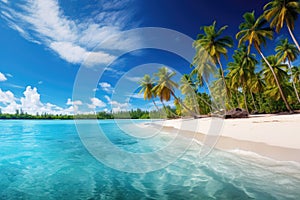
[0,120,299,199]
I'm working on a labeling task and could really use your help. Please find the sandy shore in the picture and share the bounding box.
[152,114,300,162]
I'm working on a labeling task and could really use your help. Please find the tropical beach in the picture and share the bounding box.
[0,0,300,199]
[153,113,300,162]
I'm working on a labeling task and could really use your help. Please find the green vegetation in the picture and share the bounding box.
[139,0,300,116]
[0,109,162,120]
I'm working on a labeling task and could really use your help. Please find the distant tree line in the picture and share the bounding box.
[0,108,166,120]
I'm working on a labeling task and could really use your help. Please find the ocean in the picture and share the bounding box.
[0,120,299,199]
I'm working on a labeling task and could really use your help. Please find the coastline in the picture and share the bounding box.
[152,114,300,162]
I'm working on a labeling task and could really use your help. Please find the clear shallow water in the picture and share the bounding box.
[0,120,299,199]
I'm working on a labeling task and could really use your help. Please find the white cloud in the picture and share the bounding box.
[65,98,83,113]
[5,83,23,89]
[127,93,144,99]
[50,42,115,66]
[0,72,7,81]
[126,76,142,82]
[99,82,114,93]
[0,87,118,115]
[66,98,82,106]
[88,97,106,109]
[104,95,130,113]
[0,86,79,115]
[1,11,12,20]
[20,86,43,114]
[0,88,15,104]
[1,101,21,114]
[1,0,8,4]
[1,0,140,67]
[49,42,88,64]
[5,73,13,78]
[104,95,111,102]
[104,67,125,78]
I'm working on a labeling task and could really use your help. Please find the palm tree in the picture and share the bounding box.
[180,74,197,96]
[250,72,266,111]
[152,67,198,117]
[264,0,300,51]
[192,21,233,104]
[292,66,300,83]
[276,38,300,103]
[292,66,300,98]
[209,69,230,113]
[262,55,292,102]
[152,67,178,102]
[138,74,160,111]
[236,11,293,113]
[180,74,199,113]
[191,47,216,88]
[228,45,258,113]
[250,73,266,94]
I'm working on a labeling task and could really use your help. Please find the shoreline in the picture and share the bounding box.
[152,114,300,163]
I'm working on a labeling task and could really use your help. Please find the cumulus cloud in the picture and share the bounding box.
[104,95,130,113]
[0,72,7,81]
[0,0,140,67]
[99,82,114,93]
[66,98,83,106]
[20,86,43,113]
[0,86,82,115]
[88,97,106,109]
[0,88,15,104]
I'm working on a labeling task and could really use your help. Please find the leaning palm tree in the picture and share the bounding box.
[276,38,300,103]
[138,74,159,111]
[152,67,198,117]
[264,0,300,51]
[191,47,217,88]
[192,21,233,104]
[180,74,199,113]
[180,74,197,96]
[262,55,292,102]
[228,45,258,113]
[236,11,293,113]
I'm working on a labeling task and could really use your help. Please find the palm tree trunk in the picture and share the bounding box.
[242,86,249,113]
[197,95,221,114]
[170,91,199,118]
[160,100,174,118]
[287,25,300,52]
[152,99,160,111]
[160,100,167,113]
[255,44,293,113]
[288,59,300,103]
[217,57,231,108]
[250,92,258,111]
[235,90,241,107]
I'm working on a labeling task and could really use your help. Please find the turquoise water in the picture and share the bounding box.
[0,120,300,199]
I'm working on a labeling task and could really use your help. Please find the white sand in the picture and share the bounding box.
[153,114,300,162]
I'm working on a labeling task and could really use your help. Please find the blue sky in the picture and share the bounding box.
[0,0,299,114]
